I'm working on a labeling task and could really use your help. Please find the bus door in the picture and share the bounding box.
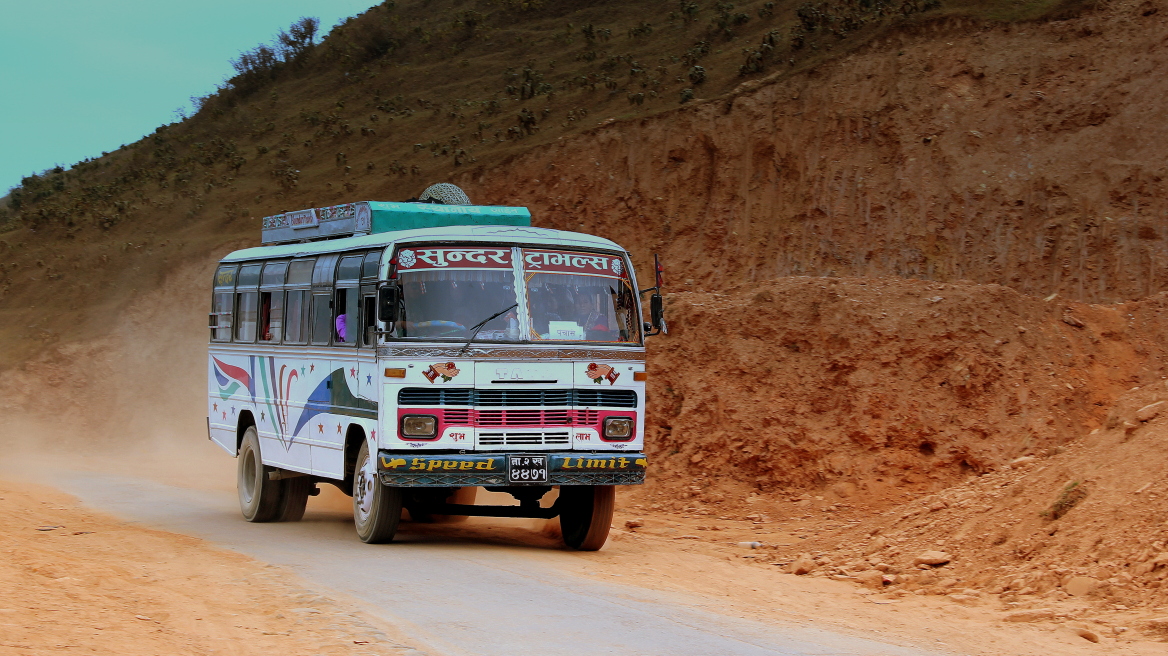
[355,250,381,405]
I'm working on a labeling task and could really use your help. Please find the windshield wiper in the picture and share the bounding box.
[458,303,518,355]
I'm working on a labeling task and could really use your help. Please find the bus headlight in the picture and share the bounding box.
[400,415,438,438]
[603,417,633,441]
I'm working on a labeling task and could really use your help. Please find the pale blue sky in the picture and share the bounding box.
[0,0,379,195]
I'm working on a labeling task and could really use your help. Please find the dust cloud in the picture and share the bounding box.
[0,258,234,492]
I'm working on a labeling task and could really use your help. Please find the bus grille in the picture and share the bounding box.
[398,388,636,408]
[476,409,572,426]
[477,431,571,446]
[426,408,589,427]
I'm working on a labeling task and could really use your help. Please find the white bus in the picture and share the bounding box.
[208,184,665,550]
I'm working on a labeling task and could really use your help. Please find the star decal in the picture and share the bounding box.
[349,367,357,378]
[336,424,343,434]
[212,403,218,412]
[230,407,236,415]
[300,366,306,375]
[260,411,265,421]
[222,411,227,420]
[317,423,324,433]
[366,374,372,385]
[309,363,315,373]
[370,429,376,441]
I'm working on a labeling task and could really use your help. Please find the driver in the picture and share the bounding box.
[572,293,607,332]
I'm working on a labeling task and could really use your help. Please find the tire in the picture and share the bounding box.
[559,485,615,551]
[407,486,478,524]
[237,426,284,522]
[277,476,312,522]
[353,440,402,543]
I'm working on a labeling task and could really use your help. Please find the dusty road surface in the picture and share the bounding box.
[20,469,939,656]
[0,480,419,656]
[6,445,1166,656]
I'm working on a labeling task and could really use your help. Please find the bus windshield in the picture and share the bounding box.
[389,245,640,344]
[523,249,640,344]
[393,246,520,341]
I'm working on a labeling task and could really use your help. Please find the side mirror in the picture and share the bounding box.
[377,286,399,323]
[648,293,667,335]
[639,254,668,336]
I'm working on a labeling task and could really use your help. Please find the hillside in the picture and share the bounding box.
[0,0,1125,365]
[5,0,1167,463]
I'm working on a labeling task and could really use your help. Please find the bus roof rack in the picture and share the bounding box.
[260,200,532,245]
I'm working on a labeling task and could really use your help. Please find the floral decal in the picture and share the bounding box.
[423,362,460,383]
[586,362,620,385]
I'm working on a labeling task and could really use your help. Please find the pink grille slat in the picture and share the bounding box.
[406,407,607,429]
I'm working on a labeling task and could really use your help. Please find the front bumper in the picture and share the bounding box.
[377,451,647,487]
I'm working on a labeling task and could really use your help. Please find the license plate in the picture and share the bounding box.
[507,455,548,484]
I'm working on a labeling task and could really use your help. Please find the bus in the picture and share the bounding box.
[207,184,665,550]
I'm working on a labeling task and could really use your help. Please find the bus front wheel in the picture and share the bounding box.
[559,485,615,551]
[237,426,283,522]
[353,441,401,543]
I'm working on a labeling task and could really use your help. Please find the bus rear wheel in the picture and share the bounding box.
[559,485,615,551]
[277,477,312,522]
[353,441,401,543]
[237,426,283,522]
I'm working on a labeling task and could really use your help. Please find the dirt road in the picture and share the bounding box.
[0,479,419,656]
[7,444,1165,655]
[33,470,937,656]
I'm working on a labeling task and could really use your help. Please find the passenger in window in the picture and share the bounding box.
[335,313,348,342]
[259,294,272,341]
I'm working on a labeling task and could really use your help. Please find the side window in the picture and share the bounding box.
[236,293,259,342]
[284,291,310,343]
[284,259,314,345]
[362,250,381,279]
[337,255,362,282]
[334,288,359,343]
[211,293,234,341]
[361,294,377,346]
[310,293,333,345]
[334,255,362,344]
[259,261,288,343]
[259,291,283,342]
[235,264,262,342]
[211,264,237,342]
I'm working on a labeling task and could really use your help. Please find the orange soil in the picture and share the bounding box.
[0,480,417,656]
[468,0,1168,304]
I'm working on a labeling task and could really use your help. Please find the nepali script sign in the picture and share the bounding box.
[523,249,624,277]
[395,247,513,270]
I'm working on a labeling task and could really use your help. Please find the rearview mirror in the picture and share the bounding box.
[649,293,667,335]
[377,286,399,323]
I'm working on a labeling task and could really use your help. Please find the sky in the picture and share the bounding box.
[0,0,380,195]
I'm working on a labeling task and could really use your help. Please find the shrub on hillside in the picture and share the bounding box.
[277,17,320,64]
[228,17,320,95]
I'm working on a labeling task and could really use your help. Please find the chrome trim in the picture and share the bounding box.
[375,346,645,360]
